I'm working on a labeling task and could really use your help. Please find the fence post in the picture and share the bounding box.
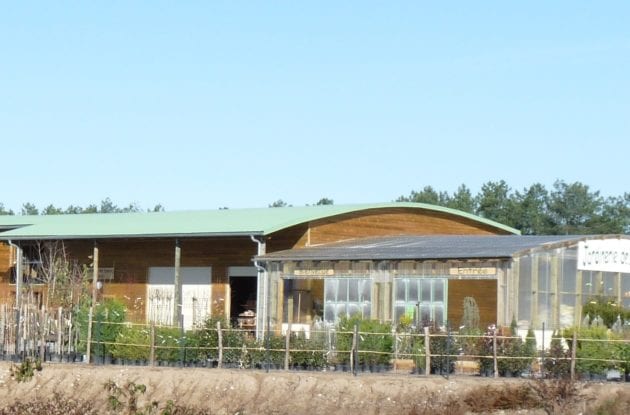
[424,326,430,376]
[149,323,156,367]
[284,320,291,371]
[39,307,46,362]
[217,321,223,369]
[445,322,451,379]
[57,307,63,357]
[351,324,358,376]
[570,330,577,381]
[493,327,498,378]
[541,322,545,378]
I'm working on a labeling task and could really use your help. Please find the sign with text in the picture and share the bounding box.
[578,239,630,274]
[449,267,497,276]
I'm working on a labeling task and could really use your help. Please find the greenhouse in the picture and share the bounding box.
[257,235,630,332]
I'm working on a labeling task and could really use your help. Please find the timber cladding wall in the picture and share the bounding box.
[0,243,12,283]
[448,279,497,330]
[293,208,511,247]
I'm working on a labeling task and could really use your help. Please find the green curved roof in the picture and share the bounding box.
[0,202,520,240]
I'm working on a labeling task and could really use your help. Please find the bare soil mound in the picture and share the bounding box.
[0,362,628,414]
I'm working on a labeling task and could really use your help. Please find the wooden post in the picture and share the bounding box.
[217,321,223,369]
[493,328,498,378]
[284,320,291,371]
[57,307,63,356]
[39,307,46,361]
[86,242,99,364]
[173,240,182,328]
[424,326,430,376]
[570,330,577,381]
[351,324,358,376]
[149,323,156,367]
[14,244,23,356]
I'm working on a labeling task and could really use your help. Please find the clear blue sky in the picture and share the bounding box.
[1,1,629,212]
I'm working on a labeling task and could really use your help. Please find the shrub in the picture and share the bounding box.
[110,324,151,361]
[582,296,630,328]
[245,334,285,368]
[192,316,246,364]
[290,332,328,369]
[76,298,127,358]
[544,335,570,378]
[428,324,457,375]
[0,393,97,415]
[335,315,393,366]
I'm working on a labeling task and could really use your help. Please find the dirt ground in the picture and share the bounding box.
[0,362,629,414]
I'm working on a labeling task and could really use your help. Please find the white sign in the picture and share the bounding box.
[578,239,630,274]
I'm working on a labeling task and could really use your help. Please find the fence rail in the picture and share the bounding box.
[1,304,629,381]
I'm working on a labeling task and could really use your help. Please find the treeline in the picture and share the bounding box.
[397,180,629,235]
[0,198,165,216]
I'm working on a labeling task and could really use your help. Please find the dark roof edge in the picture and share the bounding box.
[0,231,264,241]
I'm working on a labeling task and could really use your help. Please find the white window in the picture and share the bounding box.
[324,278,372,323]
[394,278,446,325]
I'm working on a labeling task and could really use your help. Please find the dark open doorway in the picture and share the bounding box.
[229,276,257,324]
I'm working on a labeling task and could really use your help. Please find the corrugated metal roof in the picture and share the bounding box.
[0,203,520,240]
[256,235,603,261]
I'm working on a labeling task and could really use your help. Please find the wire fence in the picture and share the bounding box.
[1,304,629,382]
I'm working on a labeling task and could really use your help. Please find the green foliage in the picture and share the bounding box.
[569,326,616,376]
[9,357,42,382]
[428,325,458,374]
[290,332,327,369]
[191,316,245,363]
[76,298,127,357]
[582,297,630,328]
[110,324,151,361]
[544,335,570,378]
[397,181,630,235]
[245,334,285,368]
[335,315,393,366]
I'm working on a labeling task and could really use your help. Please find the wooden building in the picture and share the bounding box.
[2,204,626,335]
[0,203,515,336]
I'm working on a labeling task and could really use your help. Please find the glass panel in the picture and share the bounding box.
[347,303,360,318]
[394,306,406,321]
[337,279,348,301]
[603,272,617,298]
[361,303,371,319]
[622,274,630,309]
[395,280,406,301]
[582,271,596,297]
[421,280,431,302]
[561,256,577,292]
[336,304,347,319]
[324,304,335,322]
[360,280,371,301]
[325,280,337,301]
[560,294,576,328]
[434,280,444,301]
[434,306,444,325]
[420,305,431,323]
[348,279,359,302]
[408,279,418,301]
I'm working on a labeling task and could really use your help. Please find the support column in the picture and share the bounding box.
[14,243,23,356]
[173,240,182,328]
[531,255,539,328]
[575,271,583,327]
[550,253,561,329]
[86,242,99,364]
[511,258,520,326]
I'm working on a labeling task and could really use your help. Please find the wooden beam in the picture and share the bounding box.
[86,242,99,364]
[173,240,182,328]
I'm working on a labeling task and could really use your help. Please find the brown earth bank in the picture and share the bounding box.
[1,362,629,414]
